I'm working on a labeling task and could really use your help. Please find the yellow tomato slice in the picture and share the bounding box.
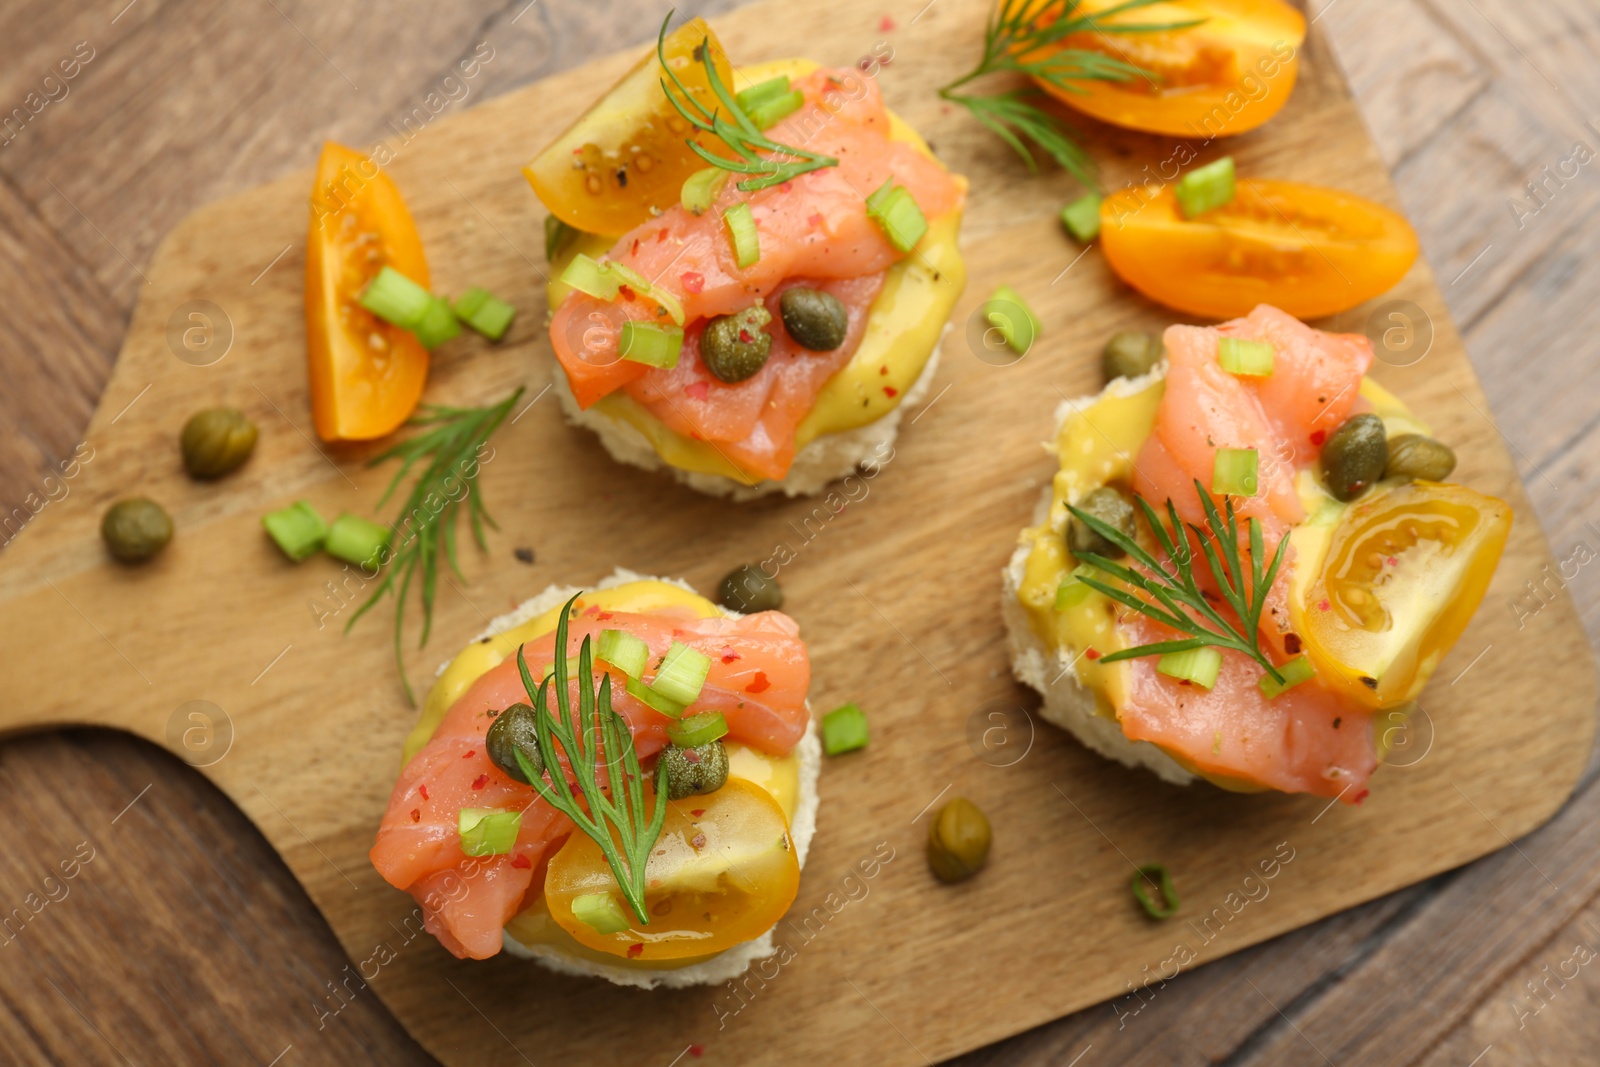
[1295,482,1512,708]
[523,18,734,236]
[1099,177,1419,320]
[304,142,430,442]
[1028,0,1306,137]
[544,778,800,961]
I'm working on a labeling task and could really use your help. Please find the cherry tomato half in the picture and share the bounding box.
[1099,177,1419,320]
[1028,0,1306,137]
[304,142,430,442]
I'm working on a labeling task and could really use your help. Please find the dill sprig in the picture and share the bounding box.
[656,12,838,192]
[1068,479,1289,684]
[347,387,524,704]
[939,0,1203,185]
[513,596,667,924]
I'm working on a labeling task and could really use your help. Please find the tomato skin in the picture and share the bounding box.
[305,142,430,442]
[1030,0,1306,137]
[1099,178,1419,320]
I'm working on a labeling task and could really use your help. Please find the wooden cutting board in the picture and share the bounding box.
[0,0,1591,1062]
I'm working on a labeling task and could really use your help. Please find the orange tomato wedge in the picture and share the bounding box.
[523,17,734,236]
[304,142,430,442]
[1099,177,1419,319]
[1028,0,1306,137]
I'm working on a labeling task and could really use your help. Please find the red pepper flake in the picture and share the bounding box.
[878,365,889,375]
[657,228,669,243]
[1386,556,1399,567]
[684,748,702,764]
[738,329,754,344]
[409,808,421,822]
[418,784,429,801]
[883,386,899,397]
[1310,429,1327,447]
[746,671,771,694]
[618,284,636,301]
[691,833,708,850]
[691,809,706,818]
[686,381,710,400]
[880,14,896,30]
[471,773,490,790]
[720,646,741,664]
[1085,648,1101,660]
[807,212,824,228]
[631,238,641,255]
[597,611,614,621]
[463,750,475,759]
[511,853,532,869]
[1319,599,1331,612]
[627,943,645,959]
[681,271,705,293]
[779,182,792,194]
[689,1046,704,1059]
[1351,789,1370,805]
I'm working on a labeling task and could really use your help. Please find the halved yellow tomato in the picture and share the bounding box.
[1028,0,1306,137]
[544,777,799,961]
[1099,177,1419,319]
[524,18,733,236]
[304,142,430,442]
[1296,482,1512,709]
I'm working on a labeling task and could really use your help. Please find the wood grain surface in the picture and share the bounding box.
[0,1,1597,1065]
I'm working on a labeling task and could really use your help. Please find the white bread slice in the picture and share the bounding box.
[443,568,821,988]
[1000,368,1197,788]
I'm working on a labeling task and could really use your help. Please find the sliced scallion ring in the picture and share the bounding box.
[1217,337,1275,377]
[1156,647,1223,690]
[1175,156,1236,219]
[723,202,760,269]
[597,629,651,680]
[559,252,622,301]
[625,675,686,718]
[865,179,927,253]
[650,642,712,706]
[735,75,791,112]
[458,808,522,857]
[682,167,728,215]
[359,265,434,330]
[571,892,632,934]
[619,320,684,368]
[1211,447,1260,497]
[667,711,729,748]
[1131,863,1179,919]
[1258,655,1316,698]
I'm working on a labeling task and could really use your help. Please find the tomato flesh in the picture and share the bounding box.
[1297,482,1512,708]
[544,778,800,960]
[1099,178,1419,320]
[524,18,734,236]
[305,142,430,441]
[1030,0,1306,137]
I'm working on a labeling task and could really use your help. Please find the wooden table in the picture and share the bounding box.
[1,1,1595,1063]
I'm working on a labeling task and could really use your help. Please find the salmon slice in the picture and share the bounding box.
[549,67,963,475]
[370,606,811,959]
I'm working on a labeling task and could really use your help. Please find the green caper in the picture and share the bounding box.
[717,564,783,613]
[701,304,773,382]
[101,497,173,563]
[927,797,991,884]
[485,703,544,783]
[180,406,258,479]
[659,740,730,800]
[1385,433,1457,483]
[1068,485,1136,560]
[1102,331,1166,382]
[1320,413,1388,501]
[779,287,849,351]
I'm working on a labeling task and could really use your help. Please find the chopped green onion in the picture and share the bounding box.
[324,513,392,570]
[559,252,621,301]
[1055,564,1098,610]
[983,285,1039,356]
[1212,447,1259,497]
[1217,337,1275,377]
[453,287,517,341]
[543,656,582,680]
[681,167,727,215]
[597,629,651,680]
[821,702,869,756]
[865,179,927,253]
[412,297,461,350]
[625,676,686,718]
[544,215,578,263]
[650,642,712,706]
[1258,655,1317,698]
[1176,156,1236,219]
[1157,647,1223,689]
[735,75,791,112]
[359,266,434,330]
[747,89,805,131]
[1060,192,1102,242]
[723,202,760,269]
[571,892,632,935]
[605,262,685,325]
[261,500,328,562]
[458,808,522,856]
[668,711,729,748]
[1131,863,1179,919]
[619,320,683,368]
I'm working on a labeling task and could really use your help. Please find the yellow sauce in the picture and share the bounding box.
[545,59,968,486]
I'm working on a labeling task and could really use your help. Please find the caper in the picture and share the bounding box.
[180,406,258,479]
[1102,331,1165,382]
[779,287,849,351]
[927,797,991,884]
[1385,433,1457,483]
[486,703,544,783]
[101,497,173,563]
[717,564,783,613]
[1320,413,1388,501]
[1068,485,1136,560]
[701,304,773,382]
[659,740,729,800]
